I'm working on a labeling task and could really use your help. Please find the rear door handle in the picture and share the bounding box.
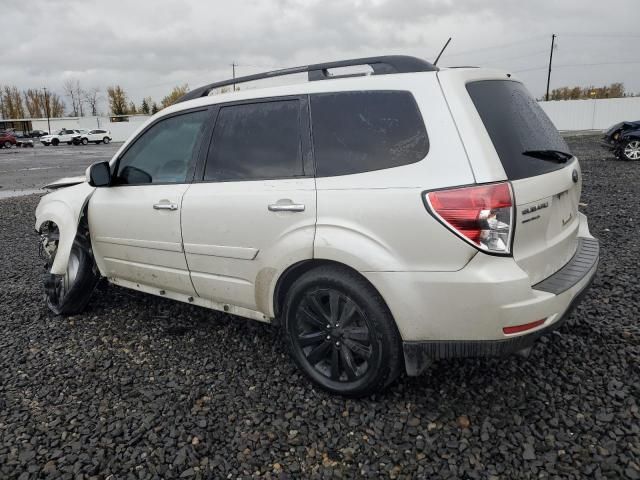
[153,202,178,211]
[268,203,305,212]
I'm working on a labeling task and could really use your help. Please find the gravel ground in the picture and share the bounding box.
[0,135,638,479]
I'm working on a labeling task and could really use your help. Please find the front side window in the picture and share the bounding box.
[310,91,429,177]
[114,110,208,185]
[204,100,303,181]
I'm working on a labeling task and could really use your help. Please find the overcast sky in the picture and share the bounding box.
[3,0,640,114]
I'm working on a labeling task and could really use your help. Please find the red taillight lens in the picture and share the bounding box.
[425,182,514,254]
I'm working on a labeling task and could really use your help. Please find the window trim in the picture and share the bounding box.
[193,95,313,184]
[111,106,216,187]
[309,89,429,178]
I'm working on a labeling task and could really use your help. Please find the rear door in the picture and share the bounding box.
[181,97,316,315]
[439,71,581,284]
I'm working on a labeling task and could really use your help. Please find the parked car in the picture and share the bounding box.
[601,120,640,160]
[0,131,17,148]
[16,137,34,148]
[34,56,599,397]
[30,129,49,137]
[40,129,82,146]
[74,129,112,145]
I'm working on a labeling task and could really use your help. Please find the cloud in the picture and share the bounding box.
[1,0,639,114]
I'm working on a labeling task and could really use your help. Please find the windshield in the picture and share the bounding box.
[467,80,570,180]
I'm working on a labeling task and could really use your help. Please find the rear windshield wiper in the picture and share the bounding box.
[522,149,573,163]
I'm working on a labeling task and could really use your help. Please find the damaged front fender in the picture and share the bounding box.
[35,182,96,275]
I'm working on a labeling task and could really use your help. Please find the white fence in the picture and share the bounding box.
[539,97,640,132]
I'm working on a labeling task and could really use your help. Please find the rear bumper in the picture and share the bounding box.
[402,258,596,375]
[362,222,599,376]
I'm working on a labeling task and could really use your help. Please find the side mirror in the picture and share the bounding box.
[86,161,111,187]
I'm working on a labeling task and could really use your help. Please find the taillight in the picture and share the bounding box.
[424,182,514,255]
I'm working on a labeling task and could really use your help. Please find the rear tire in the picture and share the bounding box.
[44,237,100,316]
[283,265,402,397]
[42,142,50,146]
[103,137,110,144]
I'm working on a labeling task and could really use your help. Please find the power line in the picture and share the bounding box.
[559,32,640,38]
[514,60,640,73]
[476,49,549,66]
[444,35,547,58]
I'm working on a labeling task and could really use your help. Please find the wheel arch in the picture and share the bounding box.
[35,183,96,275]
[272,259,395,323]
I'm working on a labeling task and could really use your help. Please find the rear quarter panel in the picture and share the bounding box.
[314,73,478,272]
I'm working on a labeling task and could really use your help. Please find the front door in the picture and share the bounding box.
[89,108,211,295]
[181,97,316,315]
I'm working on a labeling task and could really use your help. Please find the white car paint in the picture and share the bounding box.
[34,181,95,275]
[34,66,597,348]
[80,129,112,144]
[40,129,81,145]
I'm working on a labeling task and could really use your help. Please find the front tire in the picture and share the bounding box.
[3,141,12,148]
[620,139,640,161]
[44,237,99,316]
[283,266,402,397]
[52,139,59,146]
[81,138,88,145]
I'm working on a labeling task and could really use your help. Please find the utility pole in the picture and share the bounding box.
[232,62,237,91]
[43,87,51,133]
[545,34,556,102]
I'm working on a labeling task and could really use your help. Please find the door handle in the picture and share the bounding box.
[153,202,178,211]
[268,203,305,212]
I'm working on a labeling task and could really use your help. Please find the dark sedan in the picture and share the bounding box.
[602,120,640,161]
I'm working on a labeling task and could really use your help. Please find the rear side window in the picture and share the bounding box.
[204,100,303,181]
[466,80,571,180]
[310,91,429,177]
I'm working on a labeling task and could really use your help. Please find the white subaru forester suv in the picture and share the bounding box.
[35,56,599,397]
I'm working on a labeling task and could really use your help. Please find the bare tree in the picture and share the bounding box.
[2,86,26,118]
[63,79,85,116]
[23,89,45,118]
[84,86,102,116]
[47,92,65,117]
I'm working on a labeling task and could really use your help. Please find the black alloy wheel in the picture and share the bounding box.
[294,287,375,382]
[284,266,402,397]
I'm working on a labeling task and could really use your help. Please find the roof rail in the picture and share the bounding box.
[176,55,438,104]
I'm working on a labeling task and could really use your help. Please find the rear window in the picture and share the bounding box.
[466,80,570,180]
[310,91,429,177]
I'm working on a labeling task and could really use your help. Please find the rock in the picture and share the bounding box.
[523,444,536,461]
[457,415,470,429]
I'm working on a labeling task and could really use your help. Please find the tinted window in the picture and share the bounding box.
[204,100,303,181]
[114,110,208,185]
[310,91,429,177]
[466,80,571,180]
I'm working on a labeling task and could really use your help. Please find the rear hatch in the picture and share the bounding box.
[467,79,580,284]
[440,71,580,285]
